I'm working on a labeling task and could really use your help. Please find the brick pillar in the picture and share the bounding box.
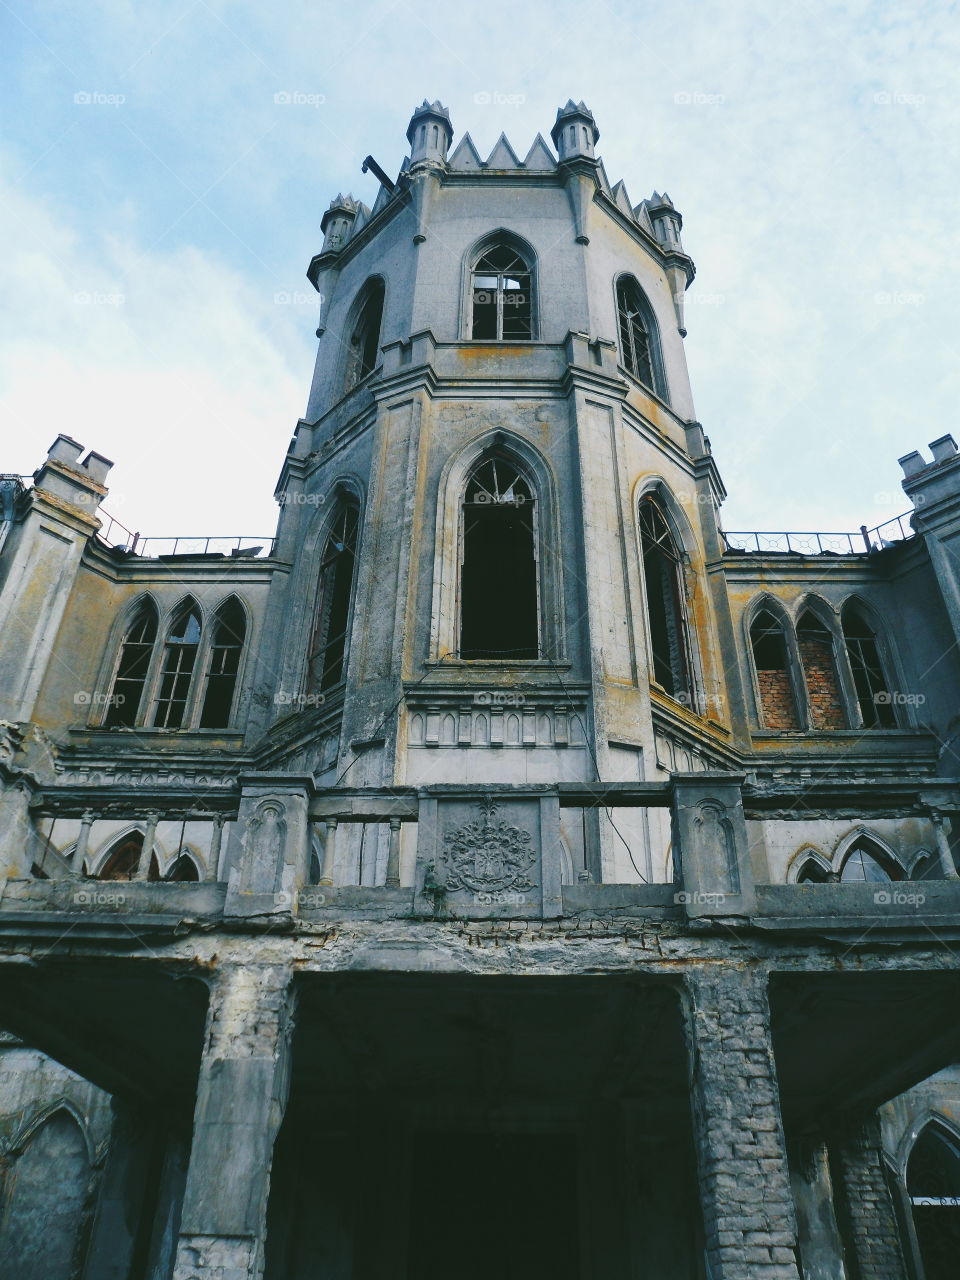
[684,967,802,1279]
[172,964,295,1280]
[831,1113,909,1280]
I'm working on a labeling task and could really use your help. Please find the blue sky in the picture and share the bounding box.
[3,0,958,539]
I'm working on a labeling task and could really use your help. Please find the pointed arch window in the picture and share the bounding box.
[308,501,360,693]
[616,276,663,394]
[796,857,830,884]
[344,278,384,391]
[460,454,538,659]
[153,604,201,729]
[97,832,158,882]
[200,598,246,728]
[470,244,533,340]
[105,602,158,727]
[842,604,896,728]
[750,608,800,730]
[908,1122,960,1278]
[639,497,691,703]
[839,839,902,883]
[796,609,846,730]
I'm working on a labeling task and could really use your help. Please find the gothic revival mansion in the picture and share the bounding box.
[3,99,960,1280]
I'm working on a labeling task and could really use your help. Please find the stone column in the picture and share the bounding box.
[385,816,402,888]
[172,963,295,1280]
[135,811,160,881]
[318,817,337,886]
[206,814,226,883]
[684,967,802,1279]
[831,1113,909,1280]
[929,810,960,880]
[70,809,95,875]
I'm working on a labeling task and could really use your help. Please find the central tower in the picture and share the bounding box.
[262,98,737,887]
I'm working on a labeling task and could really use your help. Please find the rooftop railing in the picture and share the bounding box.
[96,510,275,559]
[722,512,915,556]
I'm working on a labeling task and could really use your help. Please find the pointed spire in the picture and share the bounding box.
[449,132,484,171]
[610,179,635,221]
[485,133,522,169]
[550,99,599,161]
[523,134,556,170]
[406,99,453,165]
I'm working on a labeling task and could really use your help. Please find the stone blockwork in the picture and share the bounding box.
[685,967,802,1280]
[757,669,800,731]
[832,1114,909,1280]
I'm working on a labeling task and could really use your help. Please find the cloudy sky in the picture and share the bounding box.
[3,0,958,541]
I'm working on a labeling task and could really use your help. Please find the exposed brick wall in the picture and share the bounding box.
[685,967,802,1279]
[757,669,800,731]
[831,1114,909,1279]
[798,638,846,730]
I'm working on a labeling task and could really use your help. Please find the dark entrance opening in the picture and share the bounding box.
[407,1130,579,1280]
[459,457,538,660]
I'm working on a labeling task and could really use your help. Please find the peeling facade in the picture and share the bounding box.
[1,98,960,1278]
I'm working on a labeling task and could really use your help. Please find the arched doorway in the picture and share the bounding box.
[907,1121,960,1279]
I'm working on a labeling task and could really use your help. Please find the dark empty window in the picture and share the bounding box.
[908,1123,960,1280]
[105,603,157,726]
[639,498,691,703]
[617,277,656,389]
[471,244,532,340]
[460,455,538,660]
[839,841,901,883]
[796,609,846,730]
[166,854,200,882]
[750,608,799,730]
[842,604,896,728]
[200,599,246,728]
[344,279,384,390]
[97,833,158,882]
[153,605,201,729]
[308,503,360,693]
[796,858,829,883]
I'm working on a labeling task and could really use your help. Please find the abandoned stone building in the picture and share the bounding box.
[2,97,960,1279]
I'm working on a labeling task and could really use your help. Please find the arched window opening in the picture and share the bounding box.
[200,599,246,728]
[842,604,896,728]
[839,840,902,883]
[308,502,360,693]
[152,605,201,729]
[460,455,538,660]
[907,1123,960,1279]
[3,1110,91,1278]
[616,277,656,389]
[97,833,159,882]
[471,244,532,340]
[105,603,158,727]
[796,858,829,884]
[797,609,846,730]
[750,608,799,730]
[344,279,384,391]
[639,498,691,703]
[166,854,200,882]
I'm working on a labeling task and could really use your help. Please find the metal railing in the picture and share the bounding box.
[722,512,915,556]
[96,511,275,559]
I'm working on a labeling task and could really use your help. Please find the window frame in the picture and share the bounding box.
[637,494,695,709]
[746,599,805,732]
[461,232,539,343]
[614,274,669,401]
[341,276,386,395]
[306,498,362,697]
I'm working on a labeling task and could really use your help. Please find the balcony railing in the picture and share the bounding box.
[722,512,915,556]
[96,509,275,559]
